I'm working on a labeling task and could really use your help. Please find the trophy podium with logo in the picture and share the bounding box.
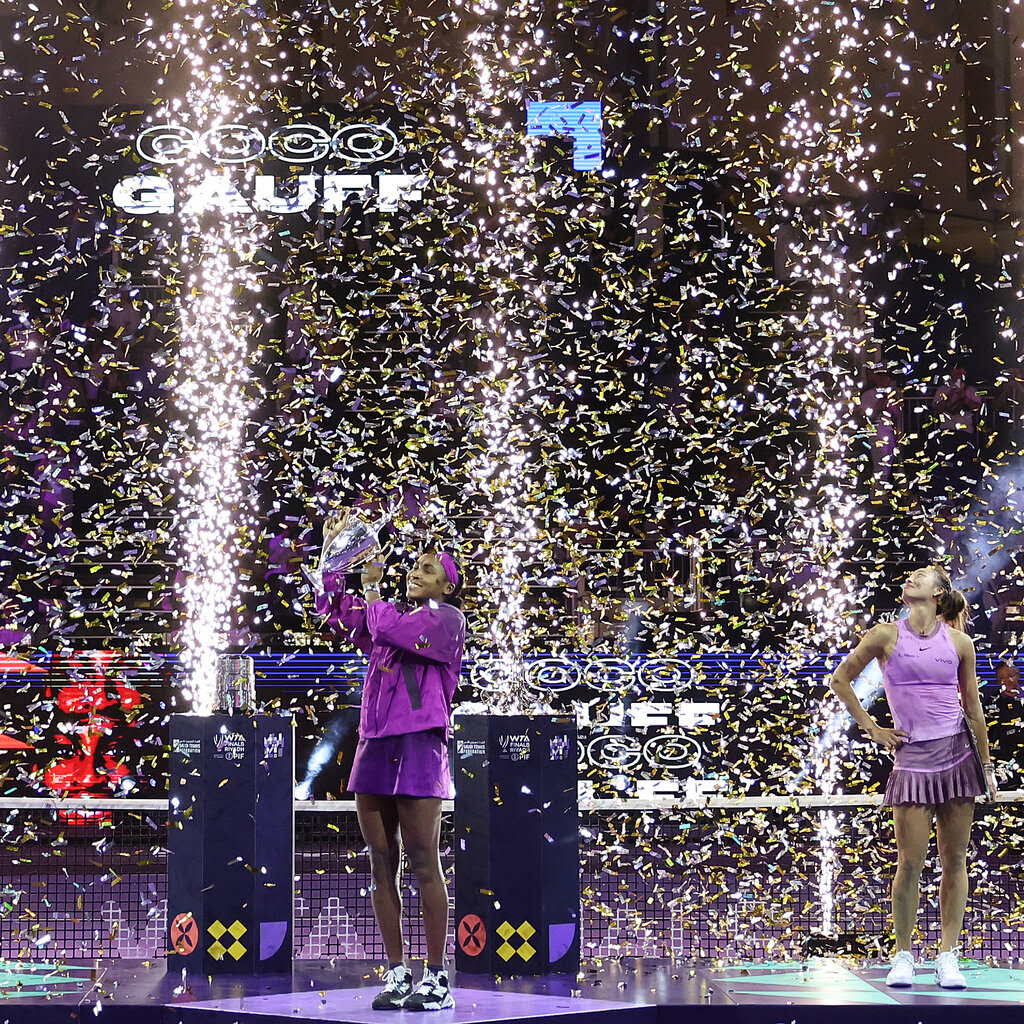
[453,713,579,975]
[167,656,294,974]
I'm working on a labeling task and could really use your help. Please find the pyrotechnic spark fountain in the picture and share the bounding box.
[147,3,269,715]
[456,0,551,709]
[470,366,539,708]
[777,22,870,646]
[776,0,881,939]
[808,659,884,937]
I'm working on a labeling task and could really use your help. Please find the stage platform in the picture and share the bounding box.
[3,957,1024,1024]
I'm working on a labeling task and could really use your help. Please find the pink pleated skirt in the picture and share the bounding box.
[348,728,452,799]
[883,728,986,806]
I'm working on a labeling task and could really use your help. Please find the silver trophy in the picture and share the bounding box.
[305,506,395,595]
[213,655,256,714]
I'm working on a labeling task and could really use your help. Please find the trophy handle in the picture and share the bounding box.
[371,500,402,532]
[348,545,379,570]
[302,563,325,595]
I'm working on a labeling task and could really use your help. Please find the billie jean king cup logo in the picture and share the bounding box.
[112,121,424,216]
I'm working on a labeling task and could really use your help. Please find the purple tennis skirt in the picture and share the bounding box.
[883,728,986,806]
[348,729,452,799]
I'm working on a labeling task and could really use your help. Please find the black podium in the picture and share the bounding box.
[167,714,294,973]
[453,714,579,975]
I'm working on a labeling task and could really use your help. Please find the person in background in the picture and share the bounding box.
[990,661,1023,788]
[990,366,1024,453]
[995,660,1020,700]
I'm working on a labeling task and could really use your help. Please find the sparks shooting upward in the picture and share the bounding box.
[148,2,271,714]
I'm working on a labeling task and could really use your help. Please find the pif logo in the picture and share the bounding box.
[169,911,199,955]
[498,733,530,761]
[457,914,486,957]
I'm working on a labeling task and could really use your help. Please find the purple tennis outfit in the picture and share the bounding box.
[316,570,466,798]
[881,619,985,806]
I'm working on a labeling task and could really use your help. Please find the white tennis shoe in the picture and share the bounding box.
[934,950,967,989]
[885,950,915,987]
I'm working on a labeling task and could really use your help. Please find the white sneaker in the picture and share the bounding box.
[371,964,414,1010]
[402,967,455,1011]
[934,950,967,989]
[885,950,915,987]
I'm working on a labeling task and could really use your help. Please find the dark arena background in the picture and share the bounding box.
[3,0,1024,1022]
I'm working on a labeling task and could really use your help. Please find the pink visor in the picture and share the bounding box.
[437,551,460,588]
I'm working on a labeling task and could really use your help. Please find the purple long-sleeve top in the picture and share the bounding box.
[316,571,466,740]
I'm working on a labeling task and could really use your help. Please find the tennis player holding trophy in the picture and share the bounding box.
[312,508,465,1011]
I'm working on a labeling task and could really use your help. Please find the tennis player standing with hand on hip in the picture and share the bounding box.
[829,565,996,990]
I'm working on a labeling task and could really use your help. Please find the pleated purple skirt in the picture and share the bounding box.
[348,729,451,799]
[883,728,986,806]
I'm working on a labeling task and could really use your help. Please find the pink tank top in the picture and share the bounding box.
[882,619,964,742]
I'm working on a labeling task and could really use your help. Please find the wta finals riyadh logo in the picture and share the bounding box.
[111,101,603,217]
